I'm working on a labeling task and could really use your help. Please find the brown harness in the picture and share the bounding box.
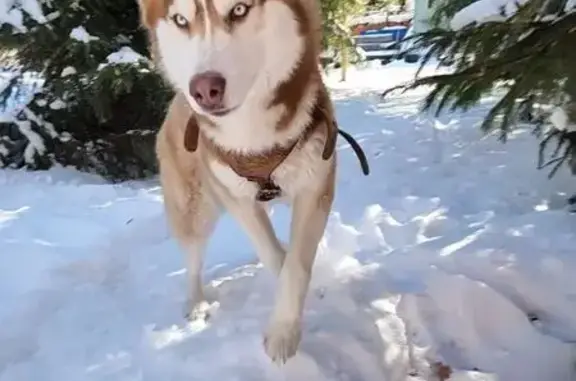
[183,102,369,202]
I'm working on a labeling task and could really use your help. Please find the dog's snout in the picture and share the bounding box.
[189,72,226,111]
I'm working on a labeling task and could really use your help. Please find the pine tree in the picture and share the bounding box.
[386,0,576,179]
[0,0,172,182]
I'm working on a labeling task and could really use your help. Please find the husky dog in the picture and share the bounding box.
[137,0,368,363]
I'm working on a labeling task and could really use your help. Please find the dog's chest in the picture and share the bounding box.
[208,135,328,201]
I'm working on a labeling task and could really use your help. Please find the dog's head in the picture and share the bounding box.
[138,0,320,119]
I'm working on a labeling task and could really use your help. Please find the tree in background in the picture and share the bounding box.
[386,0,576,181]
[366,0,400,11]
[320,0,368,81]
[0,0,172,182]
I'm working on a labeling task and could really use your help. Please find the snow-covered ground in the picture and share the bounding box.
[1,62,576,381]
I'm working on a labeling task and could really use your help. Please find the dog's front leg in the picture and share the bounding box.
[263,165,335,364]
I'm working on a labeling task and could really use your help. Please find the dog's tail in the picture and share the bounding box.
[337,129,370,176]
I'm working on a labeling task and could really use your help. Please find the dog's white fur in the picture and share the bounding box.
[138,0,336,363]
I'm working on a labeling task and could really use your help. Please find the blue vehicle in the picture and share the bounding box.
[354,25,409,64]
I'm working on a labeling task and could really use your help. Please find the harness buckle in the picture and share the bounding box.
[251,178,282,202]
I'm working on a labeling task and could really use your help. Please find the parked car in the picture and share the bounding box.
[352,12,411,65]
[354,25,409,64]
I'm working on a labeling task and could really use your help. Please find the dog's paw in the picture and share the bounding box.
[183,286,219,322]
[263,319,302,365]
[184,299,219,322]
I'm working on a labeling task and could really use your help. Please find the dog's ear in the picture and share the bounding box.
[184,116,200,152]
[322,120,337,160]
[137,0,168,28]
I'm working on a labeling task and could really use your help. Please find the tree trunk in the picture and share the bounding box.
[340,40,348,82]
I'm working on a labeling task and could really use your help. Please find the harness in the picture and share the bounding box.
[183,102,370,202]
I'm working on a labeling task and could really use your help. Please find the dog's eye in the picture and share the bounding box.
[172,13,189,28]
[229,3,250,20]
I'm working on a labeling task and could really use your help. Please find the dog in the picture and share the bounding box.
[137,0,368,364]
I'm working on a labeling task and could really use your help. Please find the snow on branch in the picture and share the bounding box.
[550,106,576,132]
[451,0,575,30]
[0,0,47,31]
[70,25,99,43]
[61,66,77,77]
[0,70,43,123]
[0,70,18,96]
[97,47,149,71]
[450,0,529,30]
[15,119,46,164]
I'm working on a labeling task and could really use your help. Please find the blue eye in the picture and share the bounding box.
[230,3,250,20]
[172,13,189,28]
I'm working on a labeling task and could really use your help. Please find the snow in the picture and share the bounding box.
[0,0,46,31]
[0,70,17,95]
[450,0,529,30]
[49,99,66,110]
[20,107,59,139]
[450,0,575,30]
[105,47,146,65]
[0,6,24,32]
[1,62,576,381]
[0,142,8,157]
[0,70,43,123]
[70,25,99,43]
[97,47,148,71]
[549,105,576,132]
[0,113,11,123]
[16,0,46,24]
[14,119,46,163]
[550,107,569,130]
[45,10,60,22]
[61,67,77,78]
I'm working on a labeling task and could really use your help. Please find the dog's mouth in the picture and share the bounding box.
[208,106,238,117]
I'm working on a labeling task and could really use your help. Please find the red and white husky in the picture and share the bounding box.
[137,0,346,364]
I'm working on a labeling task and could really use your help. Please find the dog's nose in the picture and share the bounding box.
[189,71,226,111]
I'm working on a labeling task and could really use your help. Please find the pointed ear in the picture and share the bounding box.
[184,116,200,152]
[137,0,169,28]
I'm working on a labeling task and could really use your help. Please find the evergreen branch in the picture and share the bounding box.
[548,145,570,178]
[384,9,576,116]
[403,0,576,180]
